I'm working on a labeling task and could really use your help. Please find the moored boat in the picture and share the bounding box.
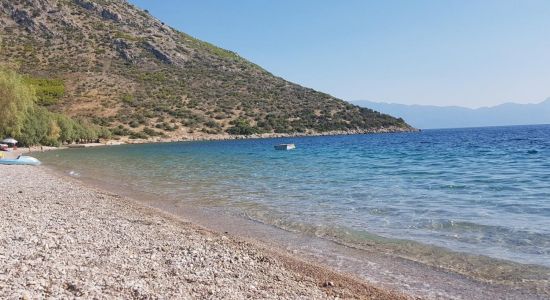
[274,144,296,150]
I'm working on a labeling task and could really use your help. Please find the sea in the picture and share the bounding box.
[35,124,550,298]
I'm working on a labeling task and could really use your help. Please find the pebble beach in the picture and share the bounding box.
[0,165,408,299]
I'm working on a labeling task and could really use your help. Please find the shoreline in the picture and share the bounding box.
[4,126,418,159]
[0,164,409,299]
[6,130,550,299]
[31,157,550,299]
[119,126,417,144]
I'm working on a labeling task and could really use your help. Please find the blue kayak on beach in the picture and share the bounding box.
[0,156,41,166]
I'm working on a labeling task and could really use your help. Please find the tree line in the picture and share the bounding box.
[0,67,111,146]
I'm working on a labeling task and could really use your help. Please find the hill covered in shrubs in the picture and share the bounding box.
[0,0,412,142]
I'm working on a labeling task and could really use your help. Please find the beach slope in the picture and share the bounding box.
[0,165,406,299]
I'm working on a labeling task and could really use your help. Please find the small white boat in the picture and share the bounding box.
[274,144,296,150]
[0,155,41,166]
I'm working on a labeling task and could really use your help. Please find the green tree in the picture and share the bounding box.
[0,68,35,138]
[0,67,110,146]
[18,106,50,146]
[56,114,76,143]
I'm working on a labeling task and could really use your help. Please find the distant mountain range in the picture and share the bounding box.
[352,99,550,129]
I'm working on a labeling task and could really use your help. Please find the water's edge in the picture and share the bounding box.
[42,162,550,299]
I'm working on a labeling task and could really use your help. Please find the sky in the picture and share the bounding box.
[129,0,550,108]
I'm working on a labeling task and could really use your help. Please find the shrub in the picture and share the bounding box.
[226,118,262,135]
[129,131,148,139]
[142,127,160,136]
[24,77,65,106]
[111,125,132,136]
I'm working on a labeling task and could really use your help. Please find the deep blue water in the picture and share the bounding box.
[37,125,550,267]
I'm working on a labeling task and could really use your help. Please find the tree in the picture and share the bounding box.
[44,118,61,145]
[0,67,110,146]
[18,106,49,146]
[0,68,35,138]
[56,114,76,144]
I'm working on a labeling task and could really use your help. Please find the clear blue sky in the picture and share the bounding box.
[129,0,550,108]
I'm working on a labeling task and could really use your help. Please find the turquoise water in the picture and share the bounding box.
[37,125,550,268]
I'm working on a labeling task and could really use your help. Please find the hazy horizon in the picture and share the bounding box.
[130,0,550,108]
[354,97,550,110]
[352,99,550,129]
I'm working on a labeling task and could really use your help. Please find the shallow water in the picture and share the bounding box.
[36,125,550,273]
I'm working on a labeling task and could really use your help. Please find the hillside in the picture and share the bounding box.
[0,0,412,141]
[353,99,550,129]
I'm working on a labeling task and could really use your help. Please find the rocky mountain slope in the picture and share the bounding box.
[0,0,412,140]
